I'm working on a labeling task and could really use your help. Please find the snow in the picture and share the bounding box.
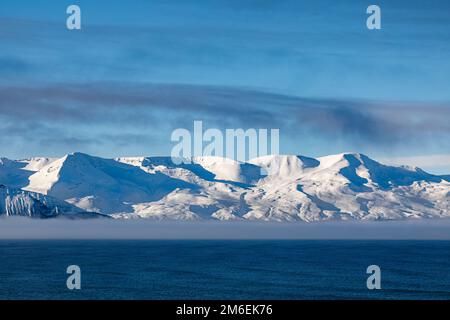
[24,152,194,214]
[0,157,57,189]
[249,155,319,178]
[1,152,449,221]
[0,185,101,218]
[21,157,57,172]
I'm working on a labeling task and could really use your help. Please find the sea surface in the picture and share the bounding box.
[0,240,449,300]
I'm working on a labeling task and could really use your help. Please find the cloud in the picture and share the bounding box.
[1,83,449,155]
[1,217,450,239]
[380,154,450,172]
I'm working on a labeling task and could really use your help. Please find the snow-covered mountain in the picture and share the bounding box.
[0,185,102,219]
[0,157,56,189]
[24,152,194,214]
[0,152,449,221]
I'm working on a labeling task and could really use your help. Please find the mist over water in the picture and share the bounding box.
[0,218,449,239]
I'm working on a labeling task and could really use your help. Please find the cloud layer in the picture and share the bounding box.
[1,217,450,239]
[1,83,449,159]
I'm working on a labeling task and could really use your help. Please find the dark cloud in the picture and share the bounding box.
[0,83,449,155]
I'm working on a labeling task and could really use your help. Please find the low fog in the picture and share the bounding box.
[0,218,449,240]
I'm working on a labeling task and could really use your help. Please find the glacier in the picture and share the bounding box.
[0,152,449,221]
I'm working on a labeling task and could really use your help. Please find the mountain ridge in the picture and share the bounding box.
[1,152,449,221]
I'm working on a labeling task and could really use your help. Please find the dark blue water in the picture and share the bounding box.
[0,240,449,300]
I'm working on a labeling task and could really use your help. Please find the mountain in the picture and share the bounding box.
[116,153,450,221]
[117,156,262,186]
[23,152,195,215]
[1,152,449,221]
[244,153,449,221]
[0,157,56,189]
[0,185,102,219]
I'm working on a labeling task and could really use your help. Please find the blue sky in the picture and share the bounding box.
[0,0,449,173]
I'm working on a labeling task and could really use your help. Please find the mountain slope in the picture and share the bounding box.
[1,152,447,221]
[0,184,101,218]
[243,153,449,221]
[117,153,450,221]
[24,153,195,214]
[0,157,56,189]
[116,156,252,220]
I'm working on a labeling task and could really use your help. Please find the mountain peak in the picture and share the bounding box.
[249,154,320,177]
[24,153,194,214]
[2,151,449,221]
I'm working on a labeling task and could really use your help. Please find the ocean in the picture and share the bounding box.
[0,240,449,300]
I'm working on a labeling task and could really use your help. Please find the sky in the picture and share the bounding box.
[0,0,449,173]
